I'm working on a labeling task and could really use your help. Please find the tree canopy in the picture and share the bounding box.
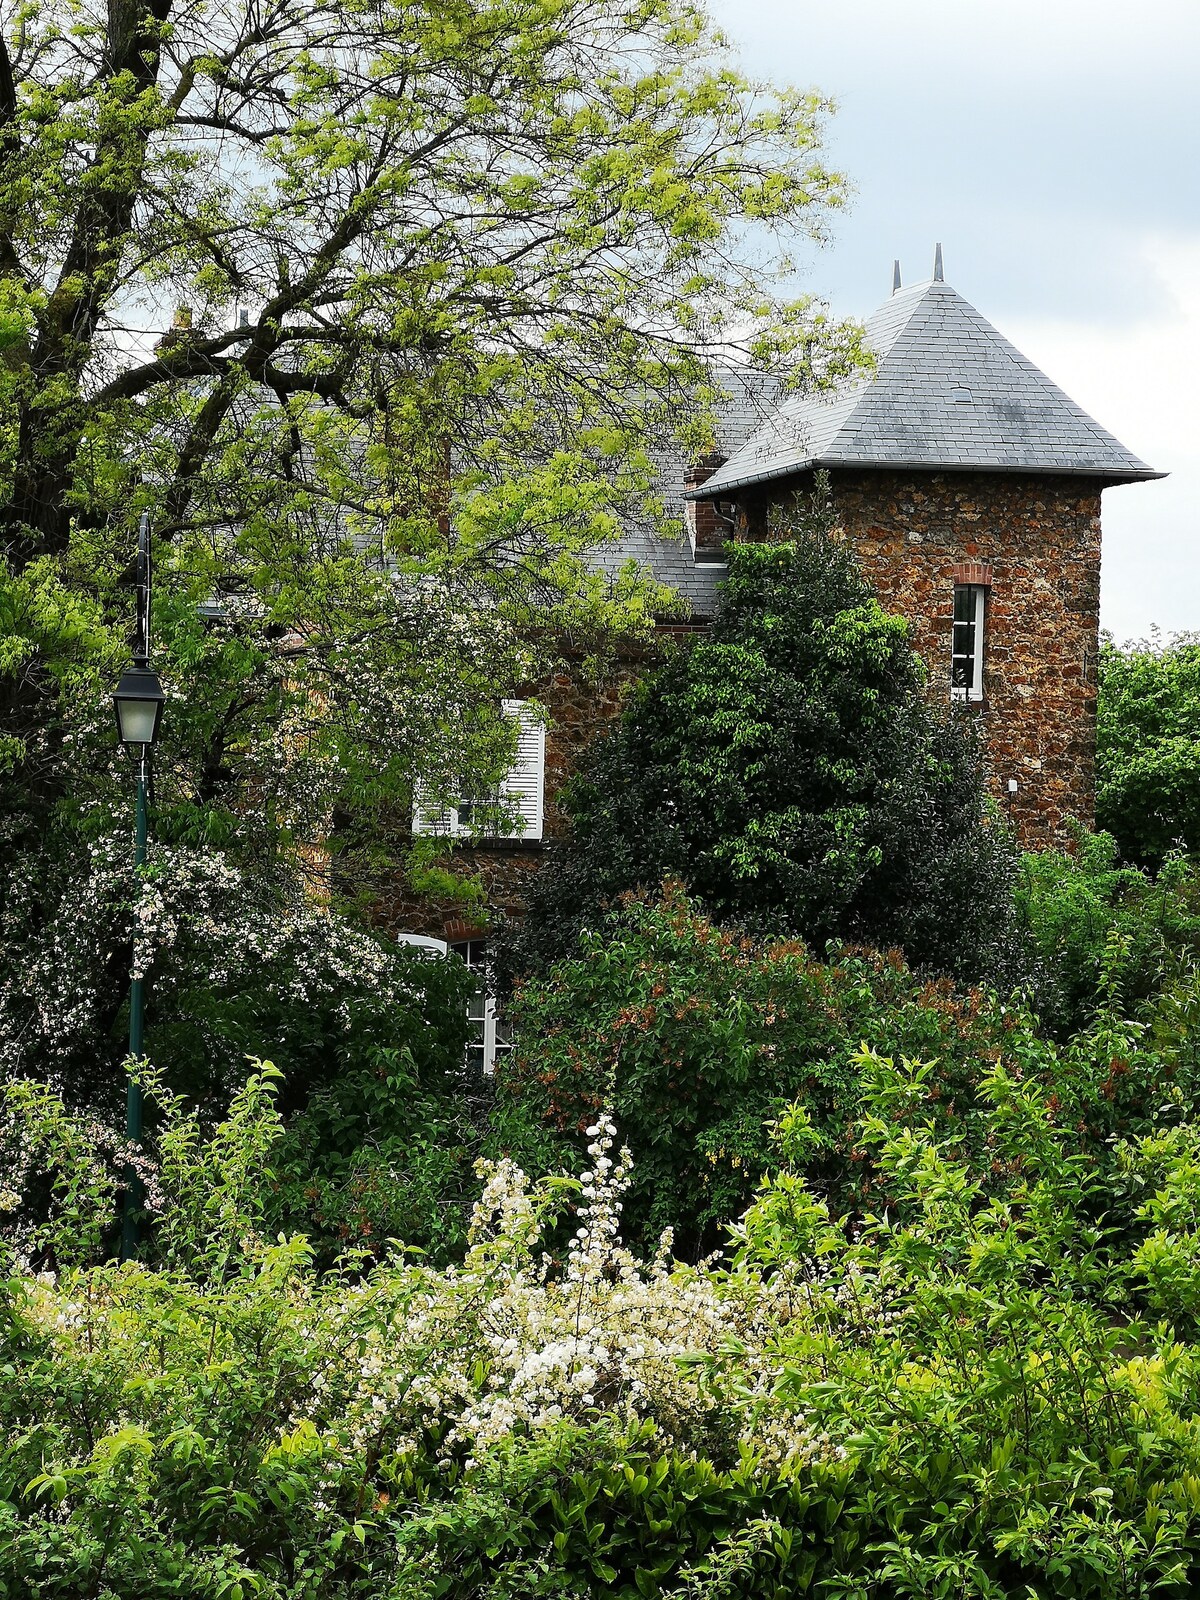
[1097,632,1200,867]
[0,0,861,1097]
[1,0,860,868]
[512,498,1022,982]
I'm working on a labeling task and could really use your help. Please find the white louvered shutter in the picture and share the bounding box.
[500,700,544,841]
[411,786,457,837]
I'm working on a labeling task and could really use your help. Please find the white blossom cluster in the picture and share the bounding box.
[293,1116,842,1472]
[0,829,433,1084]
[13,1098,845,1483]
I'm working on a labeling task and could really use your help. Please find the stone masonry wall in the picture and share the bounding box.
[823,469,1103,847]
[376,467,1102,941]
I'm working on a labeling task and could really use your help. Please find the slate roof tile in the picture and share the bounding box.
[689,278,1163,498]
[585,366,781,619]
[590,274,1163,621]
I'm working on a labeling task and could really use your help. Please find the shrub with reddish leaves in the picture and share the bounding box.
[499,886,1041,1255]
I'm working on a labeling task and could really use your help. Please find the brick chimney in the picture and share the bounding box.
[684,452,733,559]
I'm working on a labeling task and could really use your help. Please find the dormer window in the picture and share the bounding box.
[951,583,987,702]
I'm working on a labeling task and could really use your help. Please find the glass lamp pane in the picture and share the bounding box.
[116,698,159,744]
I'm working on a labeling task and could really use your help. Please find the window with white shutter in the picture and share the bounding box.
[412,700,544,840]
[411,793,457,837]
[497,699,544,841]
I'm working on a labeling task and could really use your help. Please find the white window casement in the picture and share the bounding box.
[414,700,545,840]
[950,583,987,703]
[450,938,511,1076]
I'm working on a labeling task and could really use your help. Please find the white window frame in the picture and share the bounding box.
[413,700,545,840]
[950,583,987,704]
[450,938,511,1076]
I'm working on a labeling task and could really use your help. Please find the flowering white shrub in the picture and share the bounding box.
[286,1114,841,1473]
[12,1060,1200,1597]
[0,558,538,1104]
[6,1075,838,1478]
[0,830,444,1090]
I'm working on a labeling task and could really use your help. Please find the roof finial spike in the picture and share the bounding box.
[892,259,902,295]
[933,242,944,283]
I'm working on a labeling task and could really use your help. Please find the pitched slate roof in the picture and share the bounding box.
[586,522,728,616]
[686,277,1163,500]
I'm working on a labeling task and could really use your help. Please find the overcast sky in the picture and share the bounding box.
[706,0,1200,641]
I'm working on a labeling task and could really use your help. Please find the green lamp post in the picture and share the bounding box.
[112,513,165,1261]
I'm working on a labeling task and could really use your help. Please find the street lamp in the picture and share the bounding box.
[113,663,165,748]
[112,512,163,1261]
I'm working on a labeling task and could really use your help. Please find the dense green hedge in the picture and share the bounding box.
[501,886,1028,1252]
[499,882,1200,1256]
[8,1053,1200,1596]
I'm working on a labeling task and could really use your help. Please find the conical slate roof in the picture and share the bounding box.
[688,275,1163,499]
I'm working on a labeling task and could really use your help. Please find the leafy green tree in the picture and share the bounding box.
[511,500,1022,982]
[1098,632,1200,866]
[0,0,858,859]
[0,0,860,1092]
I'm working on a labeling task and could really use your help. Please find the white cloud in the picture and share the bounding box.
[707,0,1200,635]
[721,0,1200,91]
[1005,236,1200,638]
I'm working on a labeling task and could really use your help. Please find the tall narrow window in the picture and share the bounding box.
[413,700,545,839]
[449,938,512,1076]
[951,584,987,702]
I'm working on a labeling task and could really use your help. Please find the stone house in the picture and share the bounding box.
[390,256,1162,1068]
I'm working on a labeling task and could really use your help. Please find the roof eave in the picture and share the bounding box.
[684,457,1167,499]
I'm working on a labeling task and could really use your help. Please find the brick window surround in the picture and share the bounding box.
[950,561,993,588]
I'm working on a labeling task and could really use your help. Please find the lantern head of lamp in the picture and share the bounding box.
[113,663,166,748]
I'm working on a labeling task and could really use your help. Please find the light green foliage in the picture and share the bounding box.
[142,1059,290,1279]
[1098,632,1200,866]
[10,1050,1200,1593]
[0,0,860,880]
[1123,1124,1200,1325]
[0,1078,125,1268]
[734,1052,1200,1595]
